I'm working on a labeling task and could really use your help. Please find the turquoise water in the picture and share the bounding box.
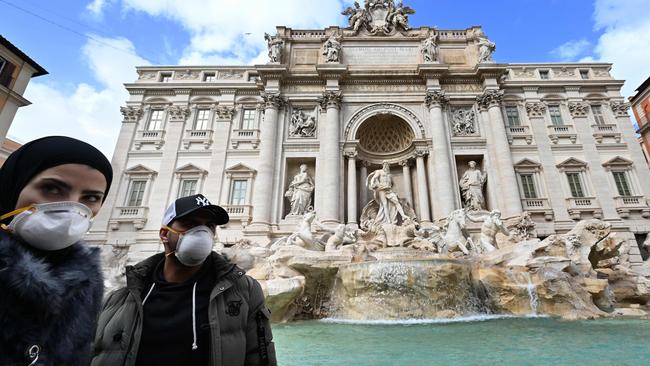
[273,317,650,366]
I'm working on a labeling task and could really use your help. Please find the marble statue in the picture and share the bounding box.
[477,210,510,253]
[387,1,415,31]
[322,34,342,63]
[366,161,411,225]
[452,109,476,136]
[285,164,315,216]
[341,1,369,33]
[441,209,473,255]
[459,161,487,212]
[264,32,284,63]
[104,243,130,290]
[420,33,439,63]
[478,35,496,63]
[289,110,316,137]
[510,211,536,241]
[272,211,324,251]
[319,223,358,252]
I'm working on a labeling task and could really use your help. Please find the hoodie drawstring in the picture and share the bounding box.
[191,282,198,351]
[140,281,199,352]
[142,283,156,306]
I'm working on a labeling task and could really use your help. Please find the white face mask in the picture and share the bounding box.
[165,225,215,267]
[2,202,93,251]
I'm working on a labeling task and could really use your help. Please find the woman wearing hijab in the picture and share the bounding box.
[0,136,113,365]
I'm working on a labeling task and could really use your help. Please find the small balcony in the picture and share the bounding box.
[109,206,149,230]
[507,126,533,145]
[547,125,577,144]
[182,129,213,149]
[134,130,166,150]
[231,129,261,149]
[223,205,253,226]
[566,197,602,220]
[591,124,622,144]
[614,196,650,218]
[521,198,554,221]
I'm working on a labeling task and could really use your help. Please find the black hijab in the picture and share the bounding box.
[0,136,113,215]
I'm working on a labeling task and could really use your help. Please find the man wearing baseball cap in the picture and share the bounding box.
[91,194,277,366]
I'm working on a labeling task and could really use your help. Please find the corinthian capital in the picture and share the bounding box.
[215,105,235,120]
[424,90,449,109]
[525,102,546,118]
[568,102,589,118]
[261,92,286,110]
[610,101,631,117]
[120,106,143,122]
[476,89,504,110]
[318,91,343,110]
[166,105,191,122]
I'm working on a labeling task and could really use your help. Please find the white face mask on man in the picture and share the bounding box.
[163,225,215,267]
[1,201,93,251]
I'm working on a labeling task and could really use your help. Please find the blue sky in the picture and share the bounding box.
[2,0,649,157]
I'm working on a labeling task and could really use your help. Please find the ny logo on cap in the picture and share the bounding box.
[196,196,210,206]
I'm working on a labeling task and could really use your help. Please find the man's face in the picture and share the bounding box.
[468,161,476,169]
[160,209,218,253]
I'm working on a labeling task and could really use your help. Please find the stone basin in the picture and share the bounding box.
[330,258,487,320]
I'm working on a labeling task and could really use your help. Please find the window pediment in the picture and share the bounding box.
[225,163,257,178]
[514,158,542,171]
[175,163,207,176]
[557,158,587,171]
[602,156,633,170]
[124,164,157,177]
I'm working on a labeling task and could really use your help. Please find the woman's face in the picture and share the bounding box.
[15,164,108,216]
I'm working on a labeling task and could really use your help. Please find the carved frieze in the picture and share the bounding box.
[553,67,575,78]
[610,101,631,117]
[175,70,199,80]
[568,102,589,118]
[218,70,244,79]
[166,106,191,122]
[450,107,477,136]
[512,68,535,78]
[476,90,503,110]
[120,106,143,122]
[318,91,343,110]
[526,102,547,118]
[138,71,156,80]
[424,90,449,108]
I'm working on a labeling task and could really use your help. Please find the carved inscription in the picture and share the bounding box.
[343,46,418,65]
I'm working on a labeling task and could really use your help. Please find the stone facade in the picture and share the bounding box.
[88,21,650,266]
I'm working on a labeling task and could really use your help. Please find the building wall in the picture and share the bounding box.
[631,84,650,168]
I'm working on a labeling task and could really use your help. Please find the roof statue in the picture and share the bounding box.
[342,0,415,35]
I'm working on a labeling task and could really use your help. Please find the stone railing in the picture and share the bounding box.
[547,125,577,144]
[507,125,533,145]
[566,197,602,220]
[231,129,261,149]
[591,124,621,144]
[109,206,149,230]
[614,196,650,218]
[521,198,554,221]
[223,205,253,226]
[134,130,166,150]
[182,129,213,149]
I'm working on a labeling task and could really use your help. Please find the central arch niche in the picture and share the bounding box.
[356,114,415,155]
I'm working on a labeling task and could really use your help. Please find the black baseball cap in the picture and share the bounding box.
[162,194,229,226]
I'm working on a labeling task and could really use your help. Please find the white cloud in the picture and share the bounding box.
[115,0,353,65]
[551,39,591,61]
[86,0,110,16]
[9,36,149,158]
[591,0,650,98]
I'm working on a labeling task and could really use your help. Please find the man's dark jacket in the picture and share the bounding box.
[90,252,277,366]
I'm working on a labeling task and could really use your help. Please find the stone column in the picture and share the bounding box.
[318,91,343,224]
[346,151,358,224]
[425,90,455,218]
[477,90,523,217]
[250,92,284,228]
[399,159,413,206]
[415,150,432,223]
[360,161,369,209]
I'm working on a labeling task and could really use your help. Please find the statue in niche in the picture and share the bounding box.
[366,161,412,225]
[341,1,370,33]
[285,164,315,216]
[386,1,415,31]
[289,110,316,137]
[264,32,284,63]
[420,33,439,63]
[452,109,477,136]
[475,210,510,253]
[322,34,342,63]
[459,161,487,212]
[477,35,496,63]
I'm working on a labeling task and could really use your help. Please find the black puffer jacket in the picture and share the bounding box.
[91,252,277,366]
[0,231,104,365]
